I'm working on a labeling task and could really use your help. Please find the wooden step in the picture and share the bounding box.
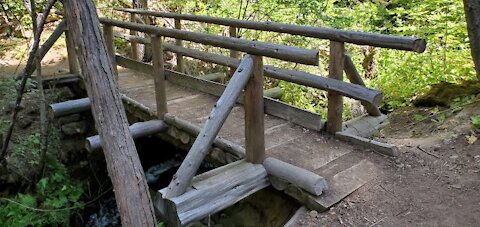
[155,160,269,226]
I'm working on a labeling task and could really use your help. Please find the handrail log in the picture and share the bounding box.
[100,18,319,65]
[121,39,382,106]
[163,55,256,198]
[113,7,426,53]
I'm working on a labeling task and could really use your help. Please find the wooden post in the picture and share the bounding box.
[174,18,184,73]
[151,35,168,118]
[245,55,265,164]
[64,13,79,74]
[64,1,157,226]
[327,41,345,133]
[103,24,118,78]
[229,26,239,77]
[130,14,141,61]
[343,54,382,116]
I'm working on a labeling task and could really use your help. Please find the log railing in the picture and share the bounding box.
[100,10,426,134]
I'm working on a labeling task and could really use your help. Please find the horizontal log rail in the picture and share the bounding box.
[100,18,319,65]
[112,34,382,106]
[114,7,426,53]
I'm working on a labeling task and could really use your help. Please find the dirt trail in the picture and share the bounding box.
[297,104,480,226]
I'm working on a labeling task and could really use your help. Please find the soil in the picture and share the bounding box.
[296,104,480,226]
[2,27,480,226]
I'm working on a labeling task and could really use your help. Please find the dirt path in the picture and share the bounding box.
[296,104,480,226]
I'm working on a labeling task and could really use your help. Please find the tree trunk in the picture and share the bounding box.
[132,0,152,61]
[63,1,157,226]
[463,0,480,80]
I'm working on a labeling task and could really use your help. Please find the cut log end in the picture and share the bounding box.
[414,39,427,53]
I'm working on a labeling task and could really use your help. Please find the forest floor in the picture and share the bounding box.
[298,104,480,226]
[1,34,480,226]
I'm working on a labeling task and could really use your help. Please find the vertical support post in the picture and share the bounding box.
[102,24,118,79]
[130,14,141,61]
[343,54,382,116]
[245,55,265,164]
[229,26,239,77]
[327,41,345,133]
[175,18,184,73]
[65,27,79,74]
[63,4,79,75]
[151,35,168,119]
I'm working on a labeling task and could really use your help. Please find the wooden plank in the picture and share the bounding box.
[336,132,399,156]
[163,56,255,198]
[116,55,325,131]
[151,35,168,118]
[343,114,388,138]
[156,160,269,226]
[343,54,382,116]
[245,55,265,163]
[64,20,80,74]
[100,18,320,66]
[114,7,427,53]
[165,69,325,131]
[327,41,345,133]
[174,18,184,73]
[86,120,168,151]
[283,159,377,211]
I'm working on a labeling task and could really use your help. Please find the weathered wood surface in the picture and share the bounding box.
[244,55,265,164]
[99,18,320,65]
[157,160,269,226]
[343,114,389,138]
[343,54,382,116]
[113,65,381,214]
[113,41,381,105]
[163,55,255,198]
[264,157,327,196]
[327,41,345,134]
[64,1,157,226]
[151,35,167,118]
[114,7,427,53]
[86,120,168,151]
[336,132,399,156]
[115,55,325,131]
[48,97,90,119]
[174,18,184,73]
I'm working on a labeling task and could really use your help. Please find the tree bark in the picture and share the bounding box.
[463,0,480,80]
[63,1,157,226]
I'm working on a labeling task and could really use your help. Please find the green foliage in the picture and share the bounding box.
[155,0,473,112]
[472,115,480,131]
[0,131,84,226]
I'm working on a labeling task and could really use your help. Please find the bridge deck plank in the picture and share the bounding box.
[117,68,378,212]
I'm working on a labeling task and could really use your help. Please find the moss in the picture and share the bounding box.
[413,80,480,107]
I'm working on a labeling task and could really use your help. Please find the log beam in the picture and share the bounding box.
[162,55,255,198]
[100,18,319,66]
[114,7,427,53]
[86,120,167,152]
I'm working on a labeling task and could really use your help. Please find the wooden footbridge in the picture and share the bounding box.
[45,8,425,226]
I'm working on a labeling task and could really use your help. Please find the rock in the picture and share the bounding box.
[61,121,88,136]
[309,210,318,218]
[17,116,33,129]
